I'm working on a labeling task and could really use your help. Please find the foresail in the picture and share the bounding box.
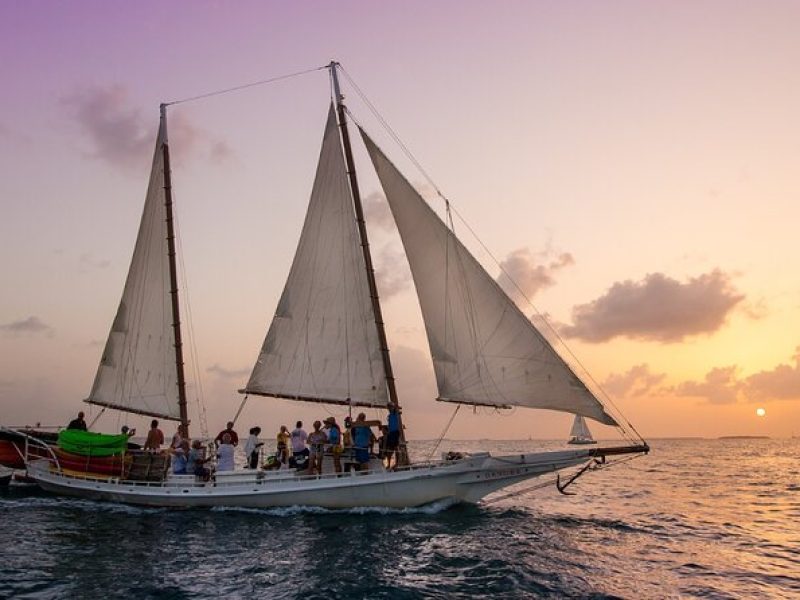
[243,105,388,407]
[86,120,181,420]
[360,129,617,426]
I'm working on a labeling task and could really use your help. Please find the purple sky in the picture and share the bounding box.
[1,1,799,439]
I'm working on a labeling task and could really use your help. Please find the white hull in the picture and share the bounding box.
[27,449,596,509]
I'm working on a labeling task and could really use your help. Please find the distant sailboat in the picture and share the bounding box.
[24,62,646,508]
[568,415,597,445]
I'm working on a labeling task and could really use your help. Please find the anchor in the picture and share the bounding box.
[556,459,602,495]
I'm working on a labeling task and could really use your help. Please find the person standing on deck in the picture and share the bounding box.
[351,413,374,473]
[385,402,402,469]
[324,417,343,474]
[214,422,239,447]
[143,419,164,452]
[307,421,327,475]
[290,421,309,468]
[276,425,290,466]
[66,411,87,431]
[217,433,235,472]
[342,416,355,472]
[244,427,263,469]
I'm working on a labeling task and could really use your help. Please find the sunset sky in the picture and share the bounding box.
[1,1,798,440]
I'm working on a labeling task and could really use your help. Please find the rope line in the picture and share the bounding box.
[428,404,461,460]
[164,65,327,106]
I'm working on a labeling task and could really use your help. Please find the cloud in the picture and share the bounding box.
[363,191,394,231]
[62,84,232,170]
[206,363,251,379]
[169,110,234,165]
[603,364,667,398]
[675,366,742,404]
[61,84,152,169]
[79,252,111,270]
[496,247,574,303]
[374,245,412,301]
[744,347,800,402]
[672,348,800,404]
[562,270,745,343]
[0,316,54,337]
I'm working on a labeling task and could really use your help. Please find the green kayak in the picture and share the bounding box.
[58,430,128,457]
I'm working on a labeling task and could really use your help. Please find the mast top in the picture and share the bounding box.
[328,61,344,105]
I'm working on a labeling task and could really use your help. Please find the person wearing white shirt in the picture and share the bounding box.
[244,426,263,469]
[217,433,235,472]
[290,421,309,469]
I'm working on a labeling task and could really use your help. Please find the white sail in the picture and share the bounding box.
[361,129,617,425]
[570,415,593,440]
[244,106,388,407]
[86,118,181,420]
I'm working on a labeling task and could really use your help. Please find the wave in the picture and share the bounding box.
[209,496,462,516]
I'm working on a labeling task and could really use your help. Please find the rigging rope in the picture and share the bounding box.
[427,404,461,460]
[164,65,327,106]
[174,207,210,439]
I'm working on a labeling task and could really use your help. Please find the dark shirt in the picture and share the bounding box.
[387,412,400,433]
[214,428,239,446]
[352,424,372,449]
[67,418,87,431]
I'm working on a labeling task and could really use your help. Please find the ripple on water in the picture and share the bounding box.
[1,439,799,598]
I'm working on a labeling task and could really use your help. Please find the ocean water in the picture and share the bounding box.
[1,439,798,599]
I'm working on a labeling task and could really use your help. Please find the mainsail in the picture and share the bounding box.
[86,118,182,420]
[570,415,593,440]
[361,129,617,425]
[243,105,388,407]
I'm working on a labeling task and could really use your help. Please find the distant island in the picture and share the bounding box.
[718,435,770,440]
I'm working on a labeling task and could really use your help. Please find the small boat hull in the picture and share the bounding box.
[0,466,12,487]
[0,430,58,469]
[567,439,597,445]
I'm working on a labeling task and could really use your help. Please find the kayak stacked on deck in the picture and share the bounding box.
[55,430,133,477]
[57,430,128,457]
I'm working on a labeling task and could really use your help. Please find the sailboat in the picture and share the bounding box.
[567,415,597,445]
[25,62,647,508]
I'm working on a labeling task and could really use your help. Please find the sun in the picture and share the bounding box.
[756,407,766,417]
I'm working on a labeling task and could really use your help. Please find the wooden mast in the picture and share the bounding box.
[160,104,189,438]
[328,62,408,465]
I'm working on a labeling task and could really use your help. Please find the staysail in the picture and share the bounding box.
[361,129,617,425]
[243,105,388,407]
[85,118,182,420]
